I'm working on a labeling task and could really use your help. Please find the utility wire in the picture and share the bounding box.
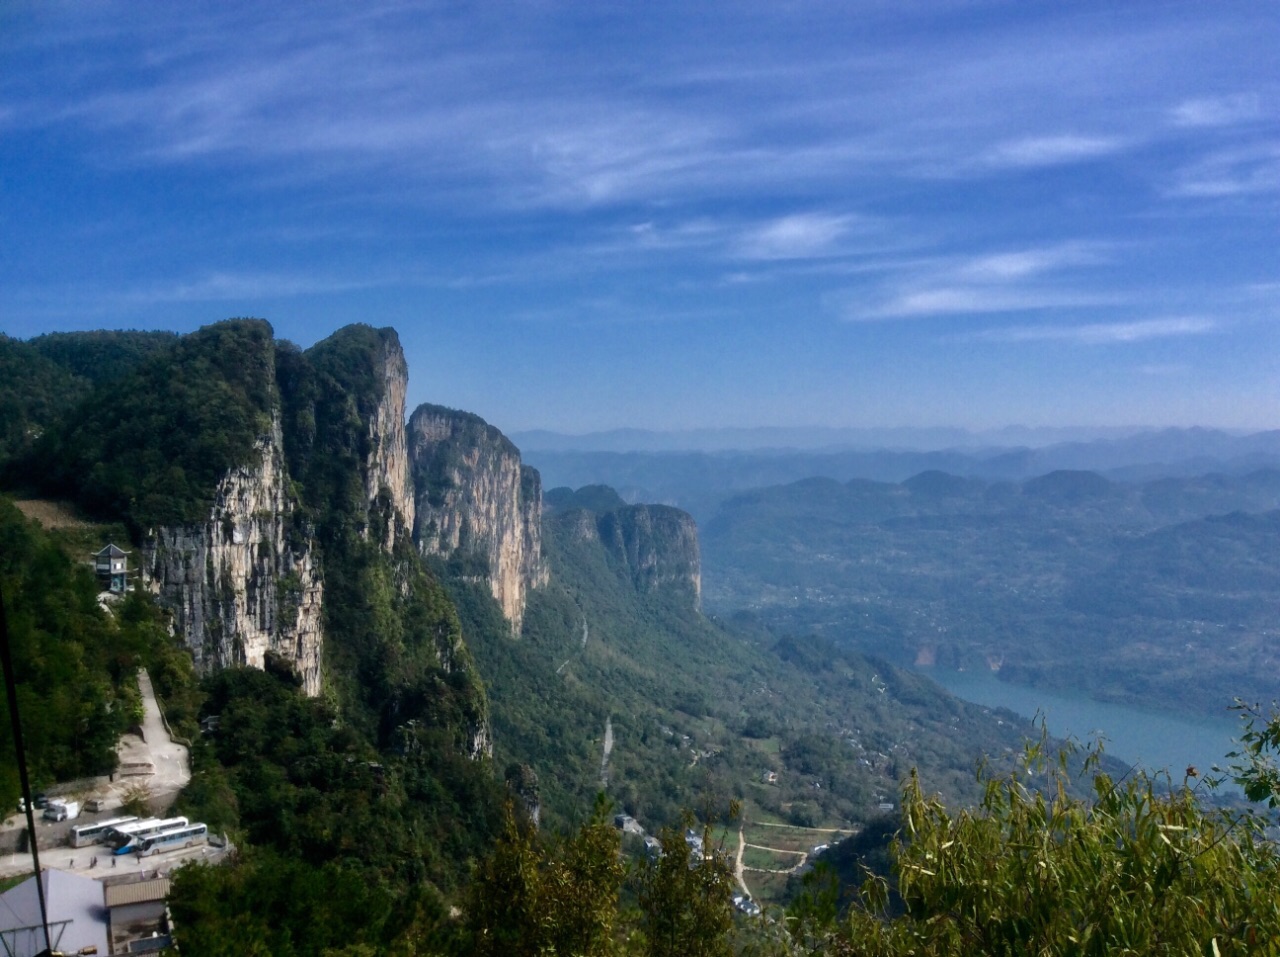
[0,580,53,956]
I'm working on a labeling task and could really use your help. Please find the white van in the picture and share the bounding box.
[43,800,81,822]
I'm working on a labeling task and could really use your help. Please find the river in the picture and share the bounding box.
[922,667,1246,793]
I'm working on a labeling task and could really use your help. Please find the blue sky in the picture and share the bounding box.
[2,1,1277,434]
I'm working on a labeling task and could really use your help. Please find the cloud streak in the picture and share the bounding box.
[121,271,381,304]
[1169,143,1280,197]
[843,241,1119,320]
[734,213,863,260]
[5,1,1262,213]
[1170,94,1262,128]
[983,134,1128,169]
[975,316,1218,344]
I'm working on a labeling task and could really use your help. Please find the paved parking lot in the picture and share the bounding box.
[0,668,210,881]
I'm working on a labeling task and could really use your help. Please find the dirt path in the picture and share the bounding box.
[139,669,190,799]
[743,842,810,873]
[749,821,851,834]
[734,823,751,897]
[599,717,613,788]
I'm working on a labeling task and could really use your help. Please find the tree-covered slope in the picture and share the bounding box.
[701,470,1280,716]
[0,330,177,468]
[18,319,277,530]
[457,488,1044,839]
[0,496,193,807]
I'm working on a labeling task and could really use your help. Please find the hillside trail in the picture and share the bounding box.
[116,669,191,805]
[734,823,751,897]
[750,820,850,833]
[742,843,808,875]
[599,716,613,788]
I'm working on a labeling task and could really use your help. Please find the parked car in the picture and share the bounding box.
[85,798,107,813]
[43,800,81,822]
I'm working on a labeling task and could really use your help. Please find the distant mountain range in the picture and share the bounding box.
[699,466,1280,719]
[512,424,1167,453]
[522,428,1280,522]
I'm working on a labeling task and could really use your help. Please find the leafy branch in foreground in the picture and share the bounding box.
[829,739,1280,957]
[1228,699,1280,808]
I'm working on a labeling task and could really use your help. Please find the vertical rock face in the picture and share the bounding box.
[408,404,546,633]
[361,332,415,548]
[596,505,702,607]
[143,414,324,694]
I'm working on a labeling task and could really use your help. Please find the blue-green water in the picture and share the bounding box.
[923,668,1245,790]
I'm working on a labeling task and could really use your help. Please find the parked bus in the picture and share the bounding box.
[137,822,207,857]
[109,817,189,854]
[69,816,139,848]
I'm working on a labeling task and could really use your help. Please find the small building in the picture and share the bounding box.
[94,544,131,594]
[105,877,172,954]
[0,868,110,957]
[734,896,761,917]
[684,829,706,860]
[613,814,644,836]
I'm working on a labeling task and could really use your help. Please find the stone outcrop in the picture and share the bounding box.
[408,404,546,633]
[121,322,494,760]
[143,414,324,694]
[361,331,415,548]
[597,505,702,607]
[548,499,702,609]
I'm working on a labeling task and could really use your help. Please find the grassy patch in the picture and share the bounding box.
[0,872,33,893]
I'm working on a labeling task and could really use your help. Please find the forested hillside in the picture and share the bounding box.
[460,487,1055,840]
[0,330,176,467]
[0,498,185,805]
[701,470,1280,717]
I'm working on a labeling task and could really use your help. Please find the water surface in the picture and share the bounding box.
[924,667,1244,791]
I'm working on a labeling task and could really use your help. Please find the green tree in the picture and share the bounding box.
[830,742,1280,957]
[635,815,736,957]
[465,795,625,957]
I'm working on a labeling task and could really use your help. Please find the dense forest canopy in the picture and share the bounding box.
[12,320,277,530]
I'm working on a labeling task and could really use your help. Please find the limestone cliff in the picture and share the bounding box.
[360,331,415,548]
[143,413,324,694]
[93,320,491,759]
[408,404,547,632]
[596,505,702,608]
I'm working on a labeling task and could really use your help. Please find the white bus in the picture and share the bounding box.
[69,816,139,848]
[137,822,207,857]
[109,816,189,854]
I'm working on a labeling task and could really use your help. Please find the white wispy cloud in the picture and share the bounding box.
[844,241,1117,320]
[983,134,1128,169]
[976,316,1217,344]
[627,219,725,251]
[1170,93,1262,128]
[853,287,1112,321]
[953,242,1110,282]
[734,213,861,260]
[0,2,1186,211]
[1169,143,1280,197]
[121,271,378,304]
